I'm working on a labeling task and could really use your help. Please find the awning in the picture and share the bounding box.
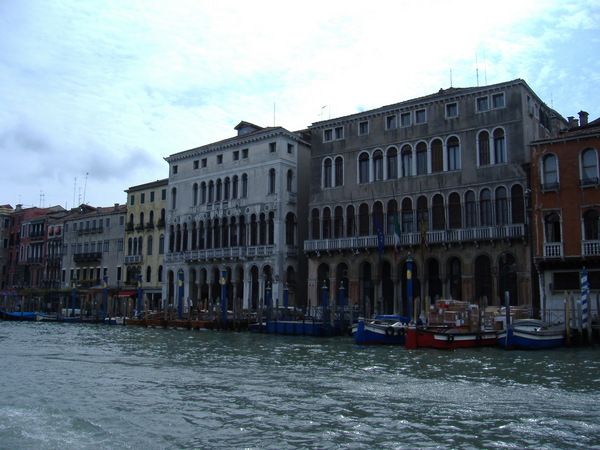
[117,290,138,297]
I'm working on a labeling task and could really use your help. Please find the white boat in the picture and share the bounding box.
[498,319,565,349]
[353,315,410,345]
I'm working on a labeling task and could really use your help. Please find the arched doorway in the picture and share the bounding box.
[474,255,492,304]
[447,257,462,300]
[360,262,374,317]
[427,258,442,300]
[381,261,394,314]
[498,252,518,306]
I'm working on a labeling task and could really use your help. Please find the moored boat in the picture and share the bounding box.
[35,312,59,322]
[353,315,409,345]
[1,310,37,321]
[405,326,499,349]
[498,319,565,349]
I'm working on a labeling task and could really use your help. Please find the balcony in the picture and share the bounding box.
[73,252,102,263]
[77,226,104,235]
[582,240,600,256]
[543,242,563,258]
[304,224,527,253]
[125,255,142,264]
[164,245,275,263]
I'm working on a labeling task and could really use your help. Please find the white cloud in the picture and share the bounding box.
[1,0,599,208]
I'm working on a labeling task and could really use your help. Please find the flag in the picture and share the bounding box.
[420,216,427,257]
[393,212,401,263]
[376,214,384,261]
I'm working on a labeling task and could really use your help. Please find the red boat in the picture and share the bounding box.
[405,326,498,349]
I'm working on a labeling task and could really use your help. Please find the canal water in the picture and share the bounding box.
[0,322,599,449]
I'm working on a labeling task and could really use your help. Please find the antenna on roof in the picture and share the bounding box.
[483,50,488,85]
[83,172,89,204]
[449,68,453,87]
[73,177,77,208]
[475,53,480,87]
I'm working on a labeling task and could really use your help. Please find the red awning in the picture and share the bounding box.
[117,290,137,297]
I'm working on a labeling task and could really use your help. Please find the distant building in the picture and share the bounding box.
[530,111,600,320]
[0,204,14,290]
[61,204,127,290]
[124,179,169,310]
[305,79,567,318]
[163,121,311,313]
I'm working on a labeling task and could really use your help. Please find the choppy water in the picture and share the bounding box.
[0,322,599,449]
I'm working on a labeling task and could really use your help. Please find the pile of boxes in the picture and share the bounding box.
[426,299,531,331]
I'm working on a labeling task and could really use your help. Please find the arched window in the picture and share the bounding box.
[544,212,561,243]
[146,266,151,283]
[581,148,599,186]
[242,174,248,197]
[447,136,461,170]
[583,210,600,241]
[192,183,199,206]
[448,192,462,229]
[159,234,165,254]
[216,179,222,201]
[465,190,476,227]
[480,189,492,226]
[358,152,370,183]
[358,203,370,236]
[268,169,276,194]
[208,181,214,203]
[416,141,428,175]
[511,185,525,224]
[542,154,559,190]
[493,128,506,163]
[417,196,428,231]
[287,170,294,192]
[401,144,413,177]
[171,187,177,209]
[322,207,332,239]
[346,204,356,237]
[387,147,398,179]
[334,206,344,238]
[386,199,399,234]
[224,177,231,200]
[158,265,163,283]
[401,198,413,233]
[323,157,333,188]
[373,150,384,181]
[311,209,320,239]
[431,139,443,173]
[201,182,207,204]
[285,212,296,245]
[432,194,445,230]
[495,187,508,225]
[372,201,384,235]
[232,176,238,199]
[478,130,490,166]
[147,235,153,255]
[334,156,344,186]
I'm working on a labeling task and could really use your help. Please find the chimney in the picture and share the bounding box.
[114,203,119,211]
[579,110,589,126]
[567,116,579,127]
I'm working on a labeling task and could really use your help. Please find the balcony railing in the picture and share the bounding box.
[164,245,276,263]
[125,255,142,264]
[73,252,102,263]
[582,240,600,256]
[543,242,563,258]
[304,224,526,253]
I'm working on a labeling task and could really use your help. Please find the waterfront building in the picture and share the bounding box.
[0,204,14,290]
[60,204,127,291]
[163,121,311,313]
[304,79,567,318]
[124,179,168,310]
[530,111,600,321]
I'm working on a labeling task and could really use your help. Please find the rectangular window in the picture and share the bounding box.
[269,142,276,153]
[400,112,411,127]
[477,96,489,112]
[104,240,109,252]
[242,148,249,158]
[386,115,397,129]
[415,109,427,124]
[105,218,110,227]
[446,102,458,118]
[334,126,344,140]
[150,191,155,202]
[358,121,369,135]
[217,154,223,164]
[161,189,166,200]
[193,160,199,170]
[233,150,239,161]
[324,129,333,142]
[201,158,207,168]
[118,239,123,251]
[130,195,135,206]
[140,193,145,204]
[172,165,178,174]
[287,143,294,154]
[492,93,505,109]
[119,215,125,225]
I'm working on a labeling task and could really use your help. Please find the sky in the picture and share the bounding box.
[1,0,599,210]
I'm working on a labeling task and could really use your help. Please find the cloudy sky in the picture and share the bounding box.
[1,0,599,209]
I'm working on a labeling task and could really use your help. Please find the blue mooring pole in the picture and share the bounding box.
[339,281,345,323]
[406,254,413,321]
[177,272,183,320]
[137,274,143,317]
[71,278,77,317]
[221,270,227,325]
[102,276,108,319]
[266,282,272,322]
[283,284,289,319]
